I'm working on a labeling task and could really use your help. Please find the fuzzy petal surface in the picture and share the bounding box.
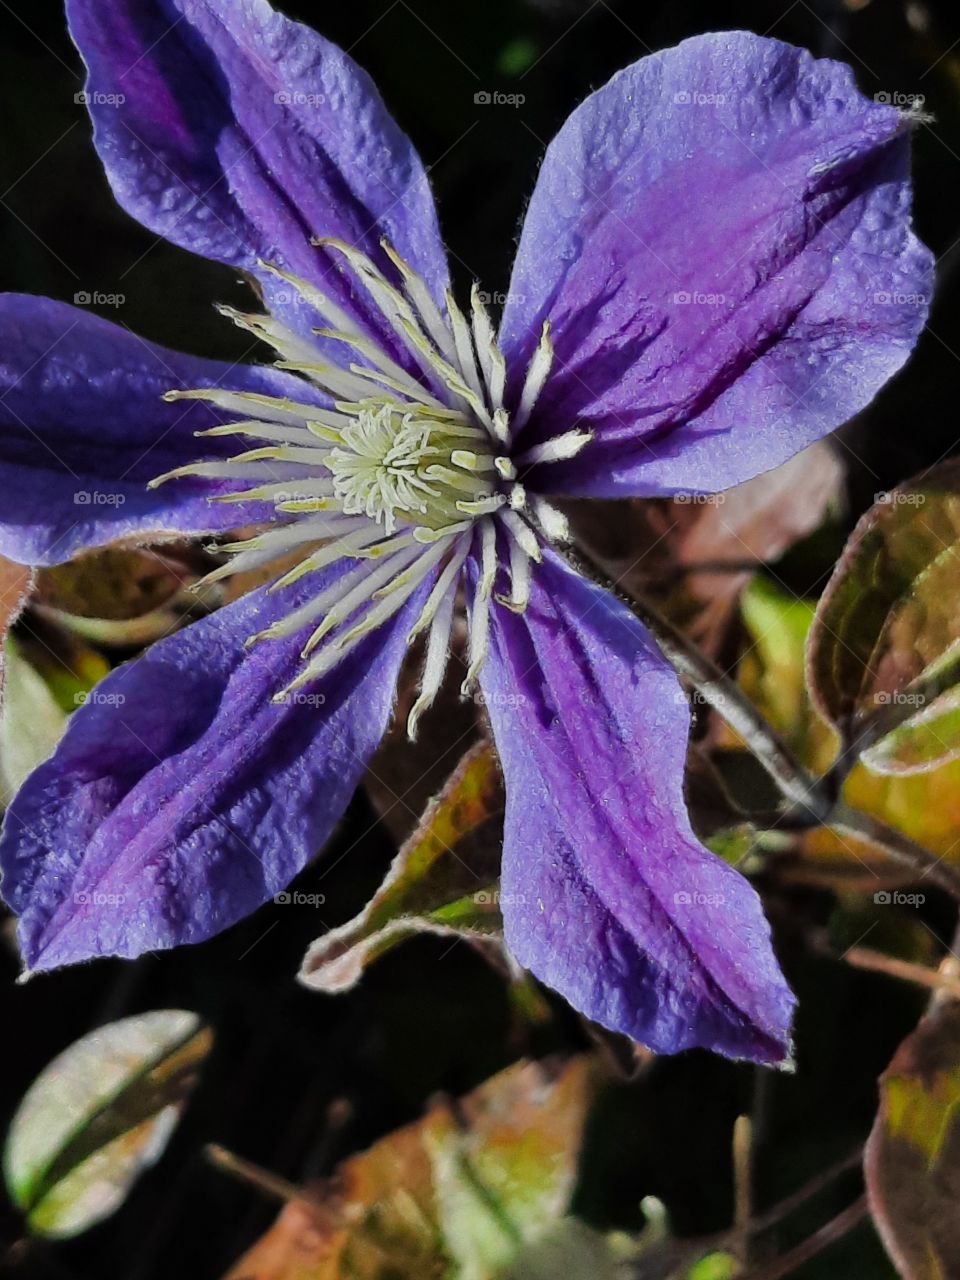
[501,32,932,497]
[0,571,426,971]
[479,551,795,1062]
[66,0,448,345]
[0,294,310,565]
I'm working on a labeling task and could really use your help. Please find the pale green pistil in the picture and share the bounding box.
[326,403,496,534]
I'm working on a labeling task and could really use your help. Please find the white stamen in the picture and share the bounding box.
[162,389,319,425]
[513,322,553,431]
[275,359,396,405]
[268,526,410,592]
[470,285,498,400]
[408,535,471,642]
[445,289,486,403]
[301,541,432,656]
[216,305,321,369]
[381,240,457,365]
[197,515,361,587]
[514,428,592,468]
[500,509,542,562]
[196,420,320,447]
[530,495,570,542]
[407,585,457,740]
[281,539,449,690]
[148,459,300,487]
[253,541,421,646]
[316,237,445,392]
[461,520,497,694]
[211,478,334,506]
[496,538,531,613]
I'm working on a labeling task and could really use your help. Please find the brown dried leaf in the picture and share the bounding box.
[222,1057,596,1280]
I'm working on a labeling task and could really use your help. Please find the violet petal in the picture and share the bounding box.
[479,550,795,1062]
[501,32,931,496]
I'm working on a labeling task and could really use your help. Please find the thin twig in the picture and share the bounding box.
[204,1143,302,1204]
[737,1195,869,1280]
[746,1147,864,1237]
[845,947,960,998]
[732,1115,753,1267]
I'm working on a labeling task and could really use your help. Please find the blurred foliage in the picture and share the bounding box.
[222,1058,599,1280]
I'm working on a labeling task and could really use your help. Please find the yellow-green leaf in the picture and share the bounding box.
[300,740,504,992]
[728,578,837,775]
[865,1000,960,1278]
[0,637,68,802]
[861,686,960,777]
[4,1009,213,1239]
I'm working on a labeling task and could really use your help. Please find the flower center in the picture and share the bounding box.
[150,238,588,735]
[325,404,501,534]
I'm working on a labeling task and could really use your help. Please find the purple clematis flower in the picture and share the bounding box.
[0,1,932,1064]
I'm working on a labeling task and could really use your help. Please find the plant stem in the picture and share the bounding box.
[737,1195,868,1280]
[848,946,960,998]
[204,1143,302,1204]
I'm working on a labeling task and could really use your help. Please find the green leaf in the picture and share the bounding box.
[0,637,68,801]
[4,1010,213,1239]
[731,578,837,774]
[426,1059,595,1278]
[684,1255,738,1280]
[300,741,504,992]
[861,686,960,777]
[865,999,960,1278]
[807,462,960,743]
[506,1218,640,1279]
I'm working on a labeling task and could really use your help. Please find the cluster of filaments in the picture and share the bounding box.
[151,238,588,736]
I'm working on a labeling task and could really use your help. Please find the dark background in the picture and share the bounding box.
[2,0,960,1275]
